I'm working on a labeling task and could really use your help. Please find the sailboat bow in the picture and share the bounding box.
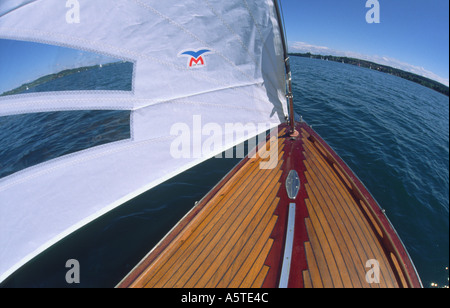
[0,0,421,288]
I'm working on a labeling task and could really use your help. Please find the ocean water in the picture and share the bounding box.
[0,62,133,179]
[291,57,449,288]
[0,58,448,288]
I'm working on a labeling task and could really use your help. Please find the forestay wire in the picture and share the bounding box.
[274,0,297,135]
[279,0,289,54]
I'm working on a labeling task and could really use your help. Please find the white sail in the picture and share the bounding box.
[0,0,288,282]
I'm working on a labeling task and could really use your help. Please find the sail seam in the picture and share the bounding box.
[242,0,279,77]
[0,136,175,192]
[0,90,133,101]
[202,0,282,107]
[242,0,287,117]
[132,81,267,110]
[0,78,286,120]
[202,0,260,68]
[0,96,135,116]
[135,98,266,115]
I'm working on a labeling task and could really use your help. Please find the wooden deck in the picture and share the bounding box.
[302,128,399,288]
[118,122,422,288]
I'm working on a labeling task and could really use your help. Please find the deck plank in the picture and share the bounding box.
[187,175,282,288]
[239,238,275,288]
[304,181,355,288]
[305,196,346,287]
[127,133,285,288]
[142,144,283,288]
[301,131,400,288]
[130,153,263,287]
[214,201,279,288]
[304,159,369,287]
[168,166,282,287]
[251,266,271,289]
[304,235,325,288]
[305,217,334,287]
[302,270,313,288]
[141,162,262,287]
[120,123,419,289]
[304,161,367,287]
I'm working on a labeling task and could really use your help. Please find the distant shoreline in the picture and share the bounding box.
[0,62,119,97]
[290,53,449,97]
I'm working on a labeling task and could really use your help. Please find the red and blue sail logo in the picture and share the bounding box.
[178,49,212,68]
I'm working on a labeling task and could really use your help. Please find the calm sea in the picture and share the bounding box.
[0,57,448,288]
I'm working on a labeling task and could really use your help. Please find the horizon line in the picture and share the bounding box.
[288,41,449,87]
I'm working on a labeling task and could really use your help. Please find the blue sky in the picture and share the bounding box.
[280,0,449,86]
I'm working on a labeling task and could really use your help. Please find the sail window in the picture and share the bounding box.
[0,110,131,179]
[0,39,133,96]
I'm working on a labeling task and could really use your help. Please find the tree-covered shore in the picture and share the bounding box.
[290,53,449,97]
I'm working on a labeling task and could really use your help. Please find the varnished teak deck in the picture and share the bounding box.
[118,122,421,288]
